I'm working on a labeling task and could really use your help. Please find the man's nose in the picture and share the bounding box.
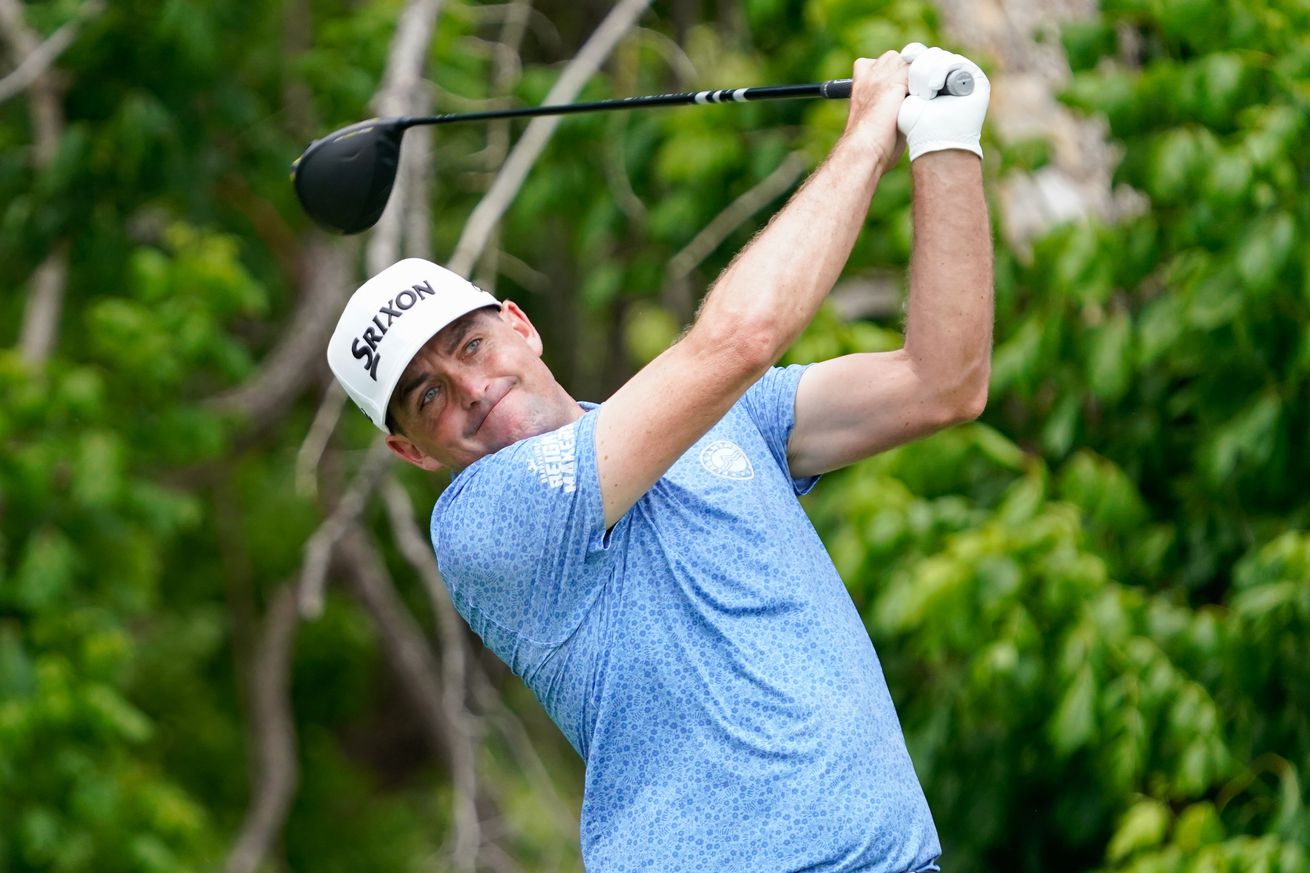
[450,369,490,407]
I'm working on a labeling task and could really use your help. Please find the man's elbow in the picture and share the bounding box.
[936,365,990,425]
[956,380,989,421]
[691,312,783,374]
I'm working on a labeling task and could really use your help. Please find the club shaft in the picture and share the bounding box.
[395,81,851,130]
[393,71,972,130]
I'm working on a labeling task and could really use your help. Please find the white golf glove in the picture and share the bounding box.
[897,42,990,161]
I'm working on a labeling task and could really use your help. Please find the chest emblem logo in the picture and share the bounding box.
[699,439,754,481]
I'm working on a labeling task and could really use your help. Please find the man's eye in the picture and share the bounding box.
[419,385,440,409]
[464,337,481,355]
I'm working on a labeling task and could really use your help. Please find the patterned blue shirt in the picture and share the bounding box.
[432,366,940,872]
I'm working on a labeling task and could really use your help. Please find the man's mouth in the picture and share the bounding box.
[466,383,512,438]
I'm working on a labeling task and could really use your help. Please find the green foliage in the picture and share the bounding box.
[999,0,1310,594]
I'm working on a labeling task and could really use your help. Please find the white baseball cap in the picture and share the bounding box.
[327,258,500,431]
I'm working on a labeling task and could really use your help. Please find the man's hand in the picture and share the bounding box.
[842,51,910,173]
[896,43,991,161]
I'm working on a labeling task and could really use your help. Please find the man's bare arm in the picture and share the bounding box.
[785,47,993,477]
[787,150,993,477]
[593,52,909,528]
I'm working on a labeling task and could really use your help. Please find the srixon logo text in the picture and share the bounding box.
[352,280,437,380]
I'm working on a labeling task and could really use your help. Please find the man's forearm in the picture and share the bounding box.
[689,124,893,361]
[904,150,993,415]
[670,51,909,377]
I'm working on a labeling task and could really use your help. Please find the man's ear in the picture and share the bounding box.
[499,300,543,356]
[384,432,447,472]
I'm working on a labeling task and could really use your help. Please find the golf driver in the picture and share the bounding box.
[292,70,974,235]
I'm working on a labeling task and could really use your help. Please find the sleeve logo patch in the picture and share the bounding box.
[527,422,578,493]
[699,440,754,481]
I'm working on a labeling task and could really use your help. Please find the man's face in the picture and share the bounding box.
[384,302,573,472]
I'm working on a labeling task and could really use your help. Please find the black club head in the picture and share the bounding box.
[292,118,407,235]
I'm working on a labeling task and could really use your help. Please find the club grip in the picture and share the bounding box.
[942,69,974,96]
[820,78,853,99]
[821,68,974,100]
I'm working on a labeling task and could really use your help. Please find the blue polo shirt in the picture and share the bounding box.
[432,365,940,872]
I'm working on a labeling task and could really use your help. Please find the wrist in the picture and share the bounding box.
[838,122,898,178]
[910,148,984,196]
[910,148,983,176]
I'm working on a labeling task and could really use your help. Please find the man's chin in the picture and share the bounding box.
[472,402,573,459]
[468,424,526,460]
[482,427,533,456]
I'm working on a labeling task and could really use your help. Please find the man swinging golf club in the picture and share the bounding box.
[327,43,992,872]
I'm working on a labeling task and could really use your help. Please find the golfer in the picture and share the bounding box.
[328,44,992,873]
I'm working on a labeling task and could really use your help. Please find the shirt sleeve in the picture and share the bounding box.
[430,409,609,679]
[739,364,819,496]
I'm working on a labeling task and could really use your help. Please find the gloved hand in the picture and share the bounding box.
[896,42,990,161]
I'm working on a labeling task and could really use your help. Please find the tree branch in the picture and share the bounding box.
[0,0,100,105]
[367,0,444,273]
[2,0,102,365]
[468,661,580,844]
[298,440,394,619]
[447,0,654,277]
[662,150,809,321]
[16,240,68,365]
[295,382,347,499]
[288,0,445,473]
[372,0,443,118]
[403,120,434,260]
[666,150,810,284]
[207,236,358,429]
[224,583,301,873]
[382,476,480,872]
[471,0,533,292]
[223,7,449,871]
[337,522,455,770]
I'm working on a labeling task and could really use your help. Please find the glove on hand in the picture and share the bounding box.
[896,42,990,161]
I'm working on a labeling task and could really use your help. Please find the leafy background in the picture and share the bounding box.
[1,0,1307,870]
